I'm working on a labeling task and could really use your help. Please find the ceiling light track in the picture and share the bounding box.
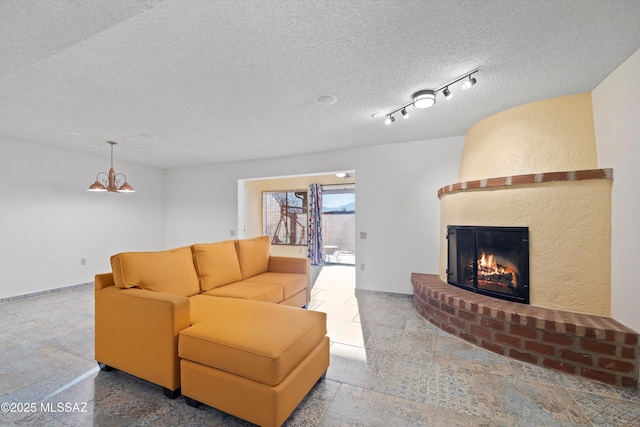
[381,69,479,125]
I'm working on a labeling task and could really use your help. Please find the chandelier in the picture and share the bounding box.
[87,141,135,193]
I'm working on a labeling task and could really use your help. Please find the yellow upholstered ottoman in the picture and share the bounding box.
[179,297,329,427]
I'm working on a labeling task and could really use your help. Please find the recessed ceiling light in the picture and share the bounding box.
[315,95,337,105]
[67,131,83,136]
[124,136,137,141]
[86,143,100,148]
[139,133,157,139]
[135,148,147,152]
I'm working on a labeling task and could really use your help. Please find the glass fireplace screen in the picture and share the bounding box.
[447,226,529,304]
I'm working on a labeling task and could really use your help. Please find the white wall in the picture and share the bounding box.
[164,136,464,294]
[592,48,640,331]
[0,137,165,298]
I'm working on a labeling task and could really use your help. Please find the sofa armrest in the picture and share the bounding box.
[95,272,115,291]
[95,285,190,391]
[267,256,310,275]
[268,256,311,302]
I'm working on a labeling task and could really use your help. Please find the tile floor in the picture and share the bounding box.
[0,265,638,426]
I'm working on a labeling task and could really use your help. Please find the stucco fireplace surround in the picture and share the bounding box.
[412,92,639,390]
[447,225,529,304]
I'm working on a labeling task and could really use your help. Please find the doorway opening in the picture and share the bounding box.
[238,172,356,270]
[322,187,355,265]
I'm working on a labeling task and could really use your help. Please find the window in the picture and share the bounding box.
[262,191,308,245]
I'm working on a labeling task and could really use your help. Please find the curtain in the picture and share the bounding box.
[307,183,323,265]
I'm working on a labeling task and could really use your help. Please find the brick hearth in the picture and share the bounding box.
[412,273,639,390]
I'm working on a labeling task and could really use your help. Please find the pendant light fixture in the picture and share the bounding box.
[88,141,135,193]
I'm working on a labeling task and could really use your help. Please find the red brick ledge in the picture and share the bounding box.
[411,273,639,390]
[437,168,613,198]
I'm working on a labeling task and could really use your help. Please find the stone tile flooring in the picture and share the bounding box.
[0,265,638,426]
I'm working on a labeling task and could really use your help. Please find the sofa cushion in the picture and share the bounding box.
[184,295,327,386]
[235,236,271,280]
[110,246,200,297]
[192,241,242,292]
[245,272,307,299]
[202,282,283,304]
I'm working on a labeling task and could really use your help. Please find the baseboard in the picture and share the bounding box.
[0,282,94,303]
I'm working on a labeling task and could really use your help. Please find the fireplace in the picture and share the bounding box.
[447,226,529,304]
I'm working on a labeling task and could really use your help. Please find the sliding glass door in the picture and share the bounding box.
[321,188,355,265]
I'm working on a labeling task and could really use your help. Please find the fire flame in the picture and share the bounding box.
[478,251,505,275]
[475,250,518,289]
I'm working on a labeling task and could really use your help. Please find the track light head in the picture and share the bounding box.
[413,90,436,109]
[443,87,452,100]
[401,108,409,119]
[384,115,395,125]
[462,75,477,90]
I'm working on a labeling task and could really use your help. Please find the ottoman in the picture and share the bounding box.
[179,297,329,427]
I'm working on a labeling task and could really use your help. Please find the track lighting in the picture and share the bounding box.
[462,75,476,90]
[374,69,478,125]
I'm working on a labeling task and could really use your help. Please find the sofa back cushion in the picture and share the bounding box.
[192,241,243,292]
[110,246,200,297]
[235,236,271,279]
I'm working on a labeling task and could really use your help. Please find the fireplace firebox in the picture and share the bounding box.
[447,226,529,304]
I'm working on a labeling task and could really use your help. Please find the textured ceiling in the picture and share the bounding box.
[1,0,639,169]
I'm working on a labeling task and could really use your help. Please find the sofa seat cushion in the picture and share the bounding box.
[235,236,271,280]
[244,273,307,299]
[202,282,283,304]
[110,246,200,297]
[192,241,242,292]
[183,296,327,386]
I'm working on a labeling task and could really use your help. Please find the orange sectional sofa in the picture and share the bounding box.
[95,236,329,427]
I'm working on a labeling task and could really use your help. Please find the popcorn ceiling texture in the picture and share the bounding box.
[1,2,639,169]
[441,93,612,316]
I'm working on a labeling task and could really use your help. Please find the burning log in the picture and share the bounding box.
[479,272,514,288]
[468,251,518,289]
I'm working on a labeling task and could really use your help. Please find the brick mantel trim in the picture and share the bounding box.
[437,168,613,198]
[412,273,639,390]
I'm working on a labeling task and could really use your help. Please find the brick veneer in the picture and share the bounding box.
[412,273,639,390]
[437,168,612,198]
